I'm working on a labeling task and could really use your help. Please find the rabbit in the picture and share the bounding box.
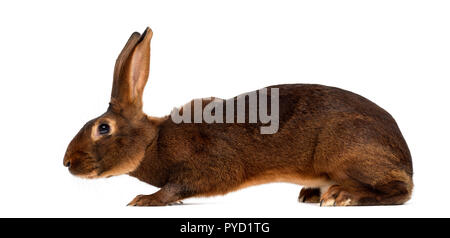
[63,27,413,206]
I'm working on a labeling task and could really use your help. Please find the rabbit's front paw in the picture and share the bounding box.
[127,194,167,206]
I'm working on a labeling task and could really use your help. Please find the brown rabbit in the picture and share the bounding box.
[63,27,413,206]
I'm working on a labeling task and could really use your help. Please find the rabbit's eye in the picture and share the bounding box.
[98,123,110,135]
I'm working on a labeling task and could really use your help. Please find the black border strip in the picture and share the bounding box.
[0,218,447,236]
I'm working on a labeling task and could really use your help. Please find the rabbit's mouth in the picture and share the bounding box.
[66,155,101,179]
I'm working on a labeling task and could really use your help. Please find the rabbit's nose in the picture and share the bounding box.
[63,153,72,167]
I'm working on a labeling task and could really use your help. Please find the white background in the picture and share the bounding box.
[0,0,449,218]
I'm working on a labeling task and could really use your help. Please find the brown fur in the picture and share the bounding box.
[63,27,413,206]
[299,188,322,203]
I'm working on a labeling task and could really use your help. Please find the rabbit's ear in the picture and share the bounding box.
[111,27,153,111]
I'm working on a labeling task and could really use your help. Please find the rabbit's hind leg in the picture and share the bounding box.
[298,187,321,203]
[319,178,412,206]
[298,184,334,203]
